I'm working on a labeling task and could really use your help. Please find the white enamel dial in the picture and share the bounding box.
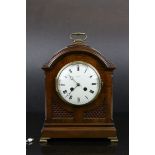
[56,61,102,105]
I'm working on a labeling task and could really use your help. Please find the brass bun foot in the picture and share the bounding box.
[108,137,118,143]
[39,137,50,143]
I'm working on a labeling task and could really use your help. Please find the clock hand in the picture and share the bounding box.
[65,83,80,98]
[69,75,83,88]
[69,75,79,84]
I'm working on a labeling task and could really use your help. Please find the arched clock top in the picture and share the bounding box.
[42,43,116,71]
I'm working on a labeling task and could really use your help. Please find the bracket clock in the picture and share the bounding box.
[40,32,118,142]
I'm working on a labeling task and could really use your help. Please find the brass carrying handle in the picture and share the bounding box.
[70,32,87,43]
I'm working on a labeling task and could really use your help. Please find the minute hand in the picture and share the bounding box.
[69,75,79,84]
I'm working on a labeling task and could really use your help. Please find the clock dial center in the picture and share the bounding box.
[83,87,87,91]
[77,83,80,86]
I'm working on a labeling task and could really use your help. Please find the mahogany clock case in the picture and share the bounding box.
[40,43,117,141]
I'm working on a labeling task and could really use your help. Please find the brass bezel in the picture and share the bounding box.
[55,61,102,106]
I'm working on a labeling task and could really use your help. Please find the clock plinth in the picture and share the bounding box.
[40,122,117,142]
[40,33,118,142]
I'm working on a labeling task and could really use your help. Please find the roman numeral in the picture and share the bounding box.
[84,66,88,73]
[92,83,96,85]
[69,69,72,73]
[69,95,72,99]
[89,90,94,94]
[63,90,67,94]
[85,96,88,99]
[60,84,65,86]
[77,65,79,71]
[77,97,80,103]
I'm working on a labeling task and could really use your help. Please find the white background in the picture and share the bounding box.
[0,0,155,154]
[0,0,26,154]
